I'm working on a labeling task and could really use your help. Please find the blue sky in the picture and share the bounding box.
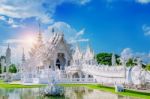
[54,0,150,53]
[1,0,150,63]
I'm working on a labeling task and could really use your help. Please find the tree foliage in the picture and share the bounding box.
[145,64,150,71]
[9,64,17,73]
[96,53,120,66]
[0,63,1,74]
[4,66,6,72]
[126,58,136,67]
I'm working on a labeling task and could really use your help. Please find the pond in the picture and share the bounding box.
[0,87,138,99]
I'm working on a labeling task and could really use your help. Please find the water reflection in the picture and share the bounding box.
[64,87,138,99]
[0,87,138,99]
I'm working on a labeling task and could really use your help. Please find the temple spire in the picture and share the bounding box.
[8,43,9,48]
[84,44,94,60]
[38,22,42,37]
[38,22,41,35]
[87,44,93,53]
[6,43,11,67]
[29,22,44,58]
[76,43,81,53]
[37,22,43,46]
[112,53,116,66]
[22,48,26,63]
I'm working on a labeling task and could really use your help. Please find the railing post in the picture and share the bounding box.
[86,74,88,82]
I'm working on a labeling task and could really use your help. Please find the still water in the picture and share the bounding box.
[0,87,138,99]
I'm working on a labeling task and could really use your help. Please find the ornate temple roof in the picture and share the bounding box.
[45,32,72,59]
[84,45,94,60]
[73,44,83,60]
[6,44,11,54]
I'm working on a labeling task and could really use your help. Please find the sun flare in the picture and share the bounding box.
[23,35,36,48]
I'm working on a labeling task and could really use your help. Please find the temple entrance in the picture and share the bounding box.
[56,53,66,70]
[73,72,80,78]
[56,59,60,69]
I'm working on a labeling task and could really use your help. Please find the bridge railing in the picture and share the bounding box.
[57,78,95,83]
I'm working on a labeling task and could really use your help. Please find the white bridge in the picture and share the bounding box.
[64,64,150,85]
[20,63,150,85]
[65,65,126,84]
[19,63,150,86]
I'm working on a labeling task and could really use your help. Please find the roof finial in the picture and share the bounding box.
[38,21,41,34]
[8,43,10,48]
[23,48,24,54]
[76,43,80,52]
[22,48,26,62]
[87,41,92,52]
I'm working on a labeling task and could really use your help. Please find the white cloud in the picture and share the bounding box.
[80,0,91,5]
[104,0,150,4]
[0,0,51,23]
[121,48,133,60]
[0,0,91,24]
[0,16,23,28]
[76,28,85,37]
[0,15,6,21]
[136,0,150,4]
[46,21,89,43]
[73,29,89,43]
[11,24,19,28]
[121,48,150,63]
[3,39,23,44]
[0,45,6,56]
[7,18,13,24]
[142,24,150,36]
[76,38,89,42]
[135,52,149,62]
[7,18,21,28]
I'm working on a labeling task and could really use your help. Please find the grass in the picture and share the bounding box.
[0,80,46,88]
[0,80,4,83]
[0,83,46,88]
[60,84,150,99]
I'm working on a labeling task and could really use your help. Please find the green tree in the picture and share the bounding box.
[145,64,150,71]
[9,64,17,73]
[0,63,1,74]
[4,66,6,72]
[96,53,120,66]
[126,58,136,67]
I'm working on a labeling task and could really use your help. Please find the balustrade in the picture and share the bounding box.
[58,78,95,83]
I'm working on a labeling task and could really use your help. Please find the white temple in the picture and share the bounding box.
[20,28,150,86]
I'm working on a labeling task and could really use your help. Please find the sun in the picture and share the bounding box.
[26,36,35,45]
[23,35,36,48]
